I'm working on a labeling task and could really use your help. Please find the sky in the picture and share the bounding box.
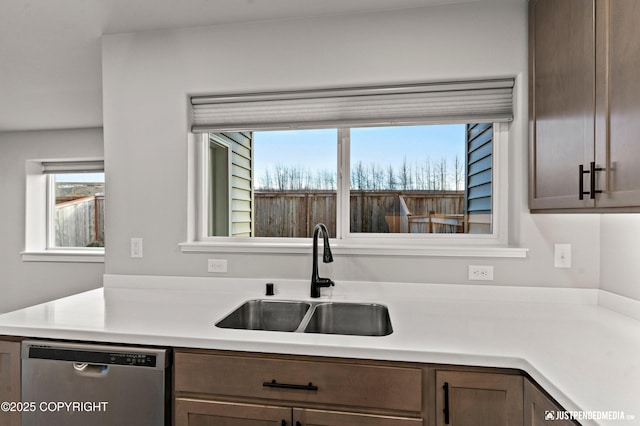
[253,124,466,187]
[55,173,105,183]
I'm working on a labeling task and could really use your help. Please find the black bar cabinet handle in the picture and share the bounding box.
[263,379,318,391]
[579,164,586,200]
[589,162,603,199]
[443,382,450,424]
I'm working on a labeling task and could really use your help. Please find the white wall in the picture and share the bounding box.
[600,215,640,301]
[101,0,601,289]
[0,129,105,313]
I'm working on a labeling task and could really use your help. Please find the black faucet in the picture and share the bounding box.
[311,223,334,298]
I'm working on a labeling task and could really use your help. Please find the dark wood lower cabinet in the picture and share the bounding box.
[0,339,21,426]
[524,379,578,426]
[173,349,580,426]
[174,349,425,426]
[435,370,524,426]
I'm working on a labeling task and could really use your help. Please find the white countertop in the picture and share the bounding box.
[0,274,638,426]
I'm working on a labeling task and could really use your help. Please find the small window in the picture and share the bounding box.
[23,159,105,262]
[49,172,105,248]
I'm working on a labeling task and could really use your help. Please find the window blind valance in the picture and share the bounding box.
[41,160,104,174]
[190,78,514,133]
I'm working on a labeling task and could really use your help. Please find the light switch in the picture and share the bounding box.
[554,243,571,268]
[130,237,143,259]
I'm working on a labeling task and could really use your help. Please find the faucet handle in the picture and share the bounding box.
[315,277,334,288]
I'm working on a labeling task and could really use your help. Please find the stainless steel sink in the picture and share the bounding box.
[216,299,393,336]
[215,300,310,332]
[304,302,393,336]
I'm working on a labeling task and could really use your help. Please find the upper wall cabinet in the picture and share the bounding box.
[529,0,640,212]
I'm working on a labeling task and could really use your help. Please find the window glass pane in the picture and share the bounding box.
[253,129,337,237]
[53,173,105,247]
[349,124,492,234]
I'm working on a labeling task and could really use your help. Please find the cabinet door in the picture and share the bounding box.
[0,340,21,426]
[594,0,640,207]
[524,380,577,426]
[435,370,523,426]
[174,398,291,426]
[293,408,422,426]
[529,0,596,210]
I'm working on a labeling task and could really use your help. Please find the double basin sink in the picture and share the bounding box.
[216,299,392,336]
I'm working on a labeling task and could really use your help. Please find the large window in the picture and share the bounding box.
[187,79,513,251]
[201,122,496,240]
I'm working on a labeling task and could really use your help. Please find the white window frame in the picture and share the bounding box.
[21,159,105,263]
[207,134,233,237]
[182,124,526,258]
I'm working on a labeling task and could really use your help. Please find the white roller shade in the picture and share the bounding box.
[41,160,104,174]
[191,79,514,133]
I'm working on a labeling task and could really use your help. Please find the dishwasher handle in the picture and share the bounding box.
[73,362,109,376]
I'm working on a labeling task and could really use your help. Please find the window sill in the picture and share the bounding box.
[179,241,528,258]
[21,250,105,263]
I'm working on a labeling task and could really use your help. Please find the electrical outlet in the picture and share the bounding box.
[130,237,143,259]
[208,259,228,273]
[554,243,572,268]
[468,265,494,281]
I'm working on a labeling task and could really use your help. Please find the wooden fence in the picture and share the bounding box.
[55,195,105,247]
[254,190,464,237]
[254,191,336,238]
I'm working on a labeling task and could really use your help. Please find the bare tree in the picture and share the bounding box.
[424,158,433,190]
[322,169,336,190]
[352,161,366,190]
[398,157,412,190]
[274,164,287,191]
[259,155,462,191]
[386,165,396,190]
[454,155,464,191]
[259,168,273,190]
[370,163,384,190]
[435,158,447,190]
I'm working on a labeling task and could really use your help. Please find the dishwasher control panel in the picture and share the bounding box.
[28,345,159,367]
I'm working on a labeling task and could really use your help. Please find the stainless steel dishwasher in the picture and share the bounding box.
[21,340,169,426]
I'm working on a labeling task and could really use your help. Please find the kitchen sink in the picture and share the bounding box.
[215,300,311,332]
[215,300,392,336]
[304,302,393,336]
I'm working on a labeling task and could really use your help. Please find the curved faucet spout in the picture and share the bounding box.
[311,223,334,298]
